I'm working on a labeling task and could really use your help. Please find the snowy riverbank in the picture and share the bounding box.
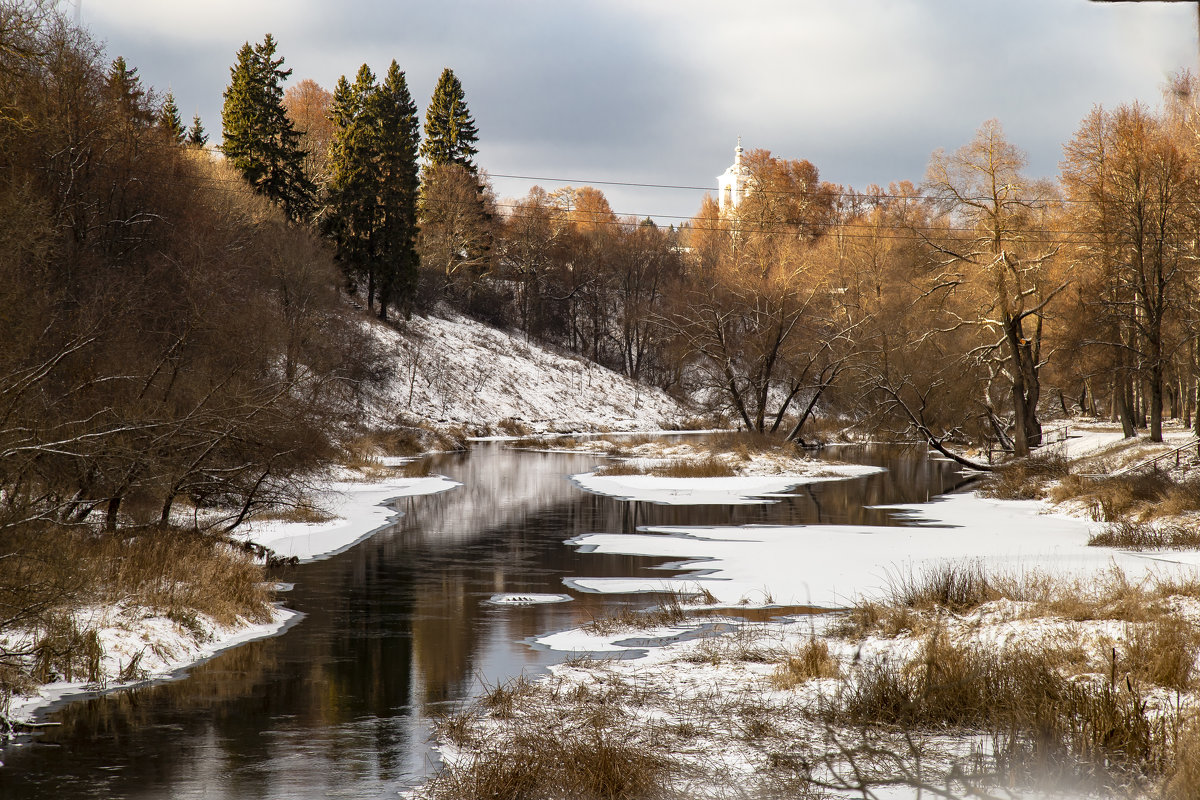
[4,605,302,735]
[413,436,1200,798]
[4,468,464,733]
[237,469,462,563]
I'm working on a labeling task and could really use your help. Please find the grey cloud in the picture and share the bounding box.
[82,0,1199,221]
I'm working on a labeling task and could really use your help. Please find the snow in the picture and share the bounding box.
[238,473,461,562]
[1045,420,1196,464]
[486,593,572,605]
[570,464,883,506]
[6,604,301,727]
[366,310,690,432]
[561,492,1200,612]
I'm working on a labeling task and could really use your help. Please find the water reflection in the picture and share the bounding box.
[0,442,961,799]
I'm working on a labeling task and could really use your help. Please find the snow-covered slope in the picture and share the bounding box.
[366,310,689,433]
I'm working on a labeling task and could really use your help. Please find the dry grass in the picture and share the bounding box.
[495,417,530,437]
[1052,471,1178,522]
[834,562,1007,639]
[1,522,273,704]
[832,633,1172,792]
[252,500,335,524]
[770,637,840,688]
[681,623,776,666]
[981,452,1071,500]
[584,593,692,635]
[83,531,273,627]
[889,560,1003,612]
[1122,617,1200,692]
[650,456,737,478]
[422,677,675,800]
[1165,718,1200,800]
[1089,518,1200,550]
[838,562,1200,640]
[592,456,737,478]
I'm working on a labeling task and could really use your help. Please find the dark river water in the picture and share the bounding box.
[0,442,967,799]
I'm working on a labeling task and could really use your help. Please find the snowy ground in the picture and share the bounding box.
[555,491,1200,641]
[365,310,690,433]
[1042,419,1196,467]
[414,426,1200,798]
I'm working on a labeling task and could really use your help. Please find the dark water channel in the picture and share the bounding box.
[0,442,966,799]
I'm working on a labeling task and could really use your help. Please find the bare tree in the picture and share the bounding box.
[923,120,1068,456]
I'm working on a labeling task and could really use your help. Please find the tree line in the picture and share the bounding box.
[0,4,381,540]
[222,35,1200,459]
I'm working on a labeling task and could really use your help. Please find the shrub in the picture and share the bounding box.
[982,452,1071,500]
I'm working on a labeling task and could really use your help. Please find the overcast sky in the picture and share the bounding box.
[79,0,1198,222]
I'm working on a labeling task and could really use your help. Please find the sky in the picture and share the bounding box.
[77,0,1199,223]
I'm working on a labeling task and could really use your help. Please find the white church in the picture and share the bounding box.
[716,137,752,214]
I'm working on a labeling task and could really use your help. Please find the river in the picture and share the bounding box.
[0,442,966,799]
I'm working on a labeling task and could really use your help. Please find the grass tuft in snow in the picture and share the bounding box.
[422,677,675,800]
[1089,518,1200,550]
[583,592,693,635]
[770,637,840,688]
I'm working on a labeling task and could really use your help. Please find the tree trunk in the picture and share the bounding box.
[105,496,121,532]
[1115,373,1136,438]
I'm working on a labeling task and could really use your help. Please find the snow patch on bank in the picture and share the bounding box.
[7,604,300,727]
[239,474,461,563]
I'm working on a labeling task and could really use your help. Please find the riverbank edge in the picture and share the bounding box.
[0,469,466,738]
[4,605,304,734]
[408,427,1200,798]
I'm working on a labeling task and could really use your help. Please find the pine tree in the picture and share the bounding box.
[326,66,381,307]
[371,61,421,320]
[158,91,185,143]
[106,56,153,129]
[187,114,208,147]
[106,57,146,112]
[221,34,315,222]
[420,68,478,172]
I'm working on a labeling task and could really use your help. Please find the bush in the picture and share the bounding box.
[982,452,1071,500]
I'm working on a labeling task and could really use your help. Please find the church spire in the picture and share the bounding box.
[718,136,750,215]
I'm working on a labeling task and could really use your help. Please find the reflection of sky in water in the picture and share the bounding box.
[0,443,965,799]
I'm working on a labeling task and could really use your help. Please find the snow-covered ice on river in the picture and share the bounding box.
[562,491,1200,610]
[569,464,884,505]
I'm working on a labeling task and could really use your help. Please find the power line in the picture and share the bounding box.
[487,170,1154,207]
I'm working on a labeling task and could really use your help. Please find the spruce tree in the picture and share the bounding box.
[187,114,208,147]
[420,68,478,172]
[221,34,315,222]
[158,91,185,143]
[106,56,153,129]
[325,66,381,307]
[371,61,421,320]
